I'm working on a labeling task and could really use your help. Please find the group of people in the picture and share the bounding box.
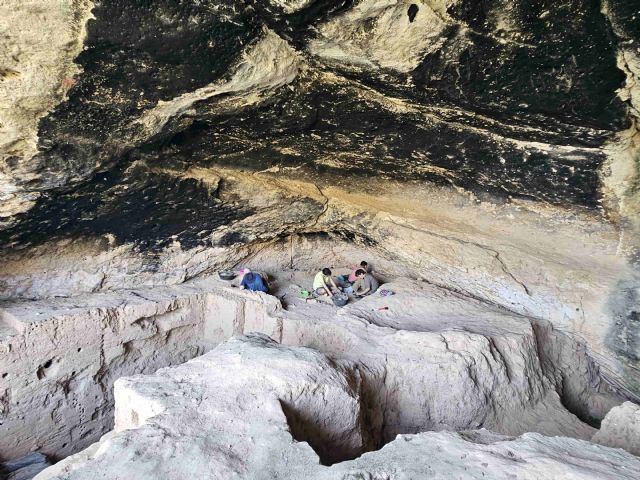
[235,261,380,300]
[313,261,379,298]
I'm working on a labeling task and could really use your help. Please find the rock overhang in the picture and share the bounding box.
[1,0,640,469]
[1,0,637,232]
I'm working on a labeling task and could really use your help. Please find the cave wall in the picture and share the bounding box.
[2,0,638,227]
[0,280,278,460]
[1,0,639,422]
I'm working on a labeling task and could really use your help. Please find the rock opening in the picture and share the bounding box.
[407,4,419,23]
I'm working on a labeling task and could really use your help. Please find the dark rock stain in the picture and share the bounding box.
[3,0,635,248]
[408,4,419,23]
[0,163,254,253]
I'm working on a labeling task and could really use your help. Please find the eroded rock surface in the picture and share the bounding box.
[0,0,94,224]
[35,334,640,480]
[593,401,640,456]
[0,279,278,460]
[2,270,627,461]
[1,0,639,405]
[1,0,640,471]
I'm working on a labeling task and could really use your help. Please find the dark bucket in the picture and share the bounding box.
[218,270,236,281]
[332,293,349,307]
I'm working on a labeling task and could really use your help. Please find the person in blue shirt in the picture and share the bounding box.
[240,271,269,293]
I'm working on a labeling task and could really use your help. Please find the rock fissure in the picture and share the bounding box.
[1,268,625,463]
[31,334,640,480]
[386,217,531,298]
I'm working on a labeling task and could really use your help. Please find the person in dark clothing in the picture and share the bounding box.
[240,272,269,293]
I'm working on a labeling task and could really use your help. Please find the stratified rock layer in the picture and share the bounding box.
[35,335,640,480]
[2,272,625,461]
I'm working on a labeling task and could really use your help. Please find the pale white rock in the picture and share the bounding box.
[0,279,280,460]
[3,273,611,461]
[1,167,637,403]
[136,28,300,137]
[0,0,94,223]
[309,0,453,72]
[35,335,640,480]
[593,401,640,456]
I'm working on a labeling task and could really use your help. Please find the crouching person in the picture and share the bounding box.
[240,271,269,293]
[313,268,338,297]
[353,269,379,297]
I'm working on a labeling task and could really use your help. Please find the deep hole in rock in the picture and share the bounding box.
[281,401,360,466]
[278,320,627,465]
[407,4,419,22]
[36,361,53,380]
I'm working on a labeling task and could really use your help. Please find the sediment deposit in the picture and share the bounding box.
[35,334,640,479]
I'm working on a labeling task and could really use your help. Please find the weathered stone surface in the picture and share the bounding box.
[0,0,94,224]
[35,335,640,480]
[593,401,640,456]
[0,1,638,396]
[4,271,628,462]
[0,452,51,480]
[0,279,279,460]
[1,0,637,227]
[1,0,639,472]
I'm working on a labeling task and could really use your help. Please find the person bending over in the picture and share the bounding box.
[348,261,369,283]
[240,272,269,293]
[353,269,379,297]
[336,261,370,292]
[313,268,338,297]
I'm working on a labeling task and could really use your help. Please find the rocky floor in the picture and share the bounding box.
[1,237,630,463]
[35,333,640,479]
[1,1,639,478]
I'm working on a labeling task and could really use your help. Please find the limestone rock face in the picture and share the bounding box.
[593,401,640,456]
[0,279,280,460]
[35,335,640,480]
[0,1,638,403]
[1,0,640,468]
[0,0,94,225]
[3,272,628,462]
[0,0,635,217]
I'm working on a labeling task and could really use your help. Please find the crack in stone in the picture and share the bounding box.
[307,182,331,231]
[386,218,531,297]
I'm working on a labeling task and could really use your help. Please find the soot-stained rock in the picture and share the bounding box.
[34,0,261,190]
[1,0,637,241]
[608,0,640,39]
[147,72,606,207]
[0,163,254,252]
[423,0,628,132]
[607,277,640,395]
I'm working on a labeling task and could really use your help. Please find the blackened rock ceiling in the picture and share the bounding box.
[0,0,638,250]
